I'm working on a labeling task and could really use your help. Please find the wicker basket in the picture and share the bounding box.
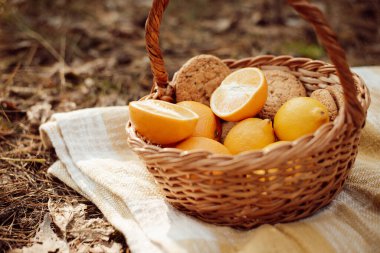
[127,0,371,229]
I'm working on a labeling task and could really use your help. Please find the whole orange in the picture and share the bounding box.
[224,118,275,154]
[177,101,220,140]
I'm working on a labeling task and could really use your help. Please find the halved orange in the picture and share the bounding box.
[129,100,199,145]
[210,68,268,122]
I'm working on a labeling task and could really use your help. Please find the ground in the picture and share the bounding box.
[0,0,379,251]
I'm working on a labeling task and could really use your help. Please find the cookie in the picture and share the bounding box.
[311,89,338,120]
[220,121,237,143]
[258,70,306,120]
[326,85,344,109]
[173,54,231,106]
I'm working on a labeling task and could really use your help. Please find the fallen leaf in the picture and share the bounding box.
[72,238,123,253]
[0,174,12,185]
[0,115,14,136]
[68,217,115,242]
[96,93,126,107]
[27,101,52,125]
[201,18,235,33]
[48,199,122,253]
[0,100,19,111]
[9,214,69,253]
[48,199,83,236]
[9,86,37,99]
[56,101,77,112]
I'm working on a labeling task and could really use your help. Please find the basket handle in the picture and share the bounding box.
[145,0,365,126]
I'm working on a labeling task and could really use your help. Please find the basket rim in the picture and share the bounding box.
[127,55,371,169]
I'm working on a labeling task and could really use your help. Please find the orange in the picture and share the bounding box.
[210,68,268,122]
[264,141,290,151]
[224,118,275,154]
[129,100,198,145]
[176,137,231,155]
[274,97,329,141]
[177,101,220,140]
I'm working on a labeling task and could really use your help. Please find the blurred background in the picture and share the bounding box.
[0,0,379,251]
[1,0,379,104]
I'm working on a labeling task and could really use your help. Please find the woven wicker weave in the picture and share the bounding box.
[127,0,371,229]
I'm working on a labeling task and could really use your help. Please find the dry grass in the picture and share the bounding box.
[0,110,127,250]
[0,120,127,251]
[0,69,129,251]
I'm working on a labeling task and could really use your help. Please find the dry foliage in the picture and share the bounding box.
[7,201,123,253]
[9,214,70,253]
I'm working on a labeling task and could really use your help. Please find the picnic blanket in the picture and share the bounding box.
[40,66,380,253]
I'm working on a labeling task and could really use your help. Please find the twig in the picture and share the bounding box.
[0,0,5,15]
[0,108,11,123]
[5,62,21,86]
[0,237,30,243]
[0,109,27,113]
[59,35,67,86]
[25,44,38,67]
[18,19,69,87]
[0,137,18,148]
[0,157,46,164]
[23,28,64,64]
[19,134,41,140]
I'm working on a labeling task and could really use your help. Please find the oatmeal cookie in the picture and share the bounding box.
[311,89,338,120]
[173,55,231,106]
[220,121,237,143]
[326,85,344,109]
[259,70,306,120]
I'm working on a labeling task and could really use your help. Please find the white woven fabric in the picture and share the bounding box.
[40,67,380,253]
